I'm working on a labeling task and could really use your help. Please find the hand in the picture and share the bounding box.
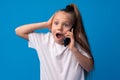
[46,14,54,29]
[65,29,76,50]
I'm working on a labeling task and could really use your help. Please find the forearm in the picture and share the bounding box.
[15,22,47,34]
[15,22,48,40]
[71,47,94,72]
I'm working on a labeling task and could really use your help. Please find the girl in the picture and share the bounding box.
[15,3,94,80]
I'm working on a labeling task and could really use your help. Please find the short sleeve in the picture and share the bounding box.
[76,43,91,58]
[28,33,38,49]
[28,32,51,50]
[28,32,45,49]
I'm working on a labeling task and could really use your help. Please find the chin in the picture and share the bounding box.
[55,39,64,45]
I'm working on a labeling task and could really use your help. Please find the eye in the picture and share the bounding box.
[54,21,58,25]
[64,23,69,27]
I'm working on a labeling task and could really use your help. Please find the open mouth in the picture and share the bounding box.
[56,33,64,39]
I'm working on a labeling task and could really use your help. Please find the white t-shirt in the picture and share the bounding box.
[28,32,90,80]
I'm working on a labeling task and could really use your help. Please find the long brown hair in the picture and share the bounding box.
[60,4,93,58]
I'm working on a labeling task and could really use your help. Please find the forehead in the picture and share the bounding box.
[53,11,74,22]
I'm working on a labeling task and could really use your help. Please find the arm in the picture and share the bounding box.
[15,22,49,40]
[71,47,94,72]
[15,16,53,40]
[65,29,94,72]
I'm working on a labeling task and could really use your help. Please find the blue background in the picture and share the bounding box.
[0,0,120,80]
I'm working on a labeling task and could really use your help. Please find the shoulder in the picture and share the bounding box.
[28,32,53,49]
[28,32,52,38]
[29,32,53,44]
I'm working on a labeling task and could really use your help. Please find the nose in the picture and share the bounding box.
[57,24,63,31]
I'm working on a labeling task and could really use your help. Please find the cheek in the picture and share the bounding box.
[63,27,72,32]
[51,26,56,34]
[51,24,58,32]
[51,24,54,31]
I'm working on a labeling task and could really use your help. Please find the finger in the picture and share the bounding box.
[48,12,57,22]
[65,35,71,38]
[65,33,73,38]
[71,28,74,33]
[49,15,54,22]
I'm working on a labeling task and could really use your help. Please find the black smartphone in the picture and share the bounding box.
[64,38,70,47]
[64,28,73,47]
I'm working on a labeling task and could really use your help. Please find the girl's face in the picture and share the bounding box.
[51,11,74,45]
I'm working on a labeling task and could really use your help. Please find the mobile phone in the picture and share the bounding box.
[64,38,70,47]
[64,28,73,47]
